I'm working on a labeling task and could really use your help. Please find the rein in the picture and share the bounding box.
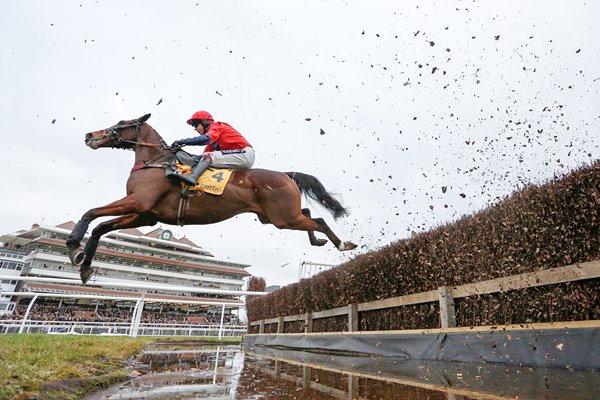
[118,138,165,148]
[104,120,176,172]
[103,116,190,225]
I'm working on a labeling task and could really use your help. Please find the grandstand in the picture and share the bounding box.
[0,222,257,336]
[0,248,24,315]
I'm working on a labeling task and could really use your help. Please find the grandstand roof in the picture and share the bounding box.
[57,221,202,249]
[145,227,163,239]
[177,236,198,247]
[56,221,75,230]
[119,228,145,236]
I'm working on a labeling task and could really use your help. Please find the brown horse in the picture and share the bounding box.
[66,114,357,283]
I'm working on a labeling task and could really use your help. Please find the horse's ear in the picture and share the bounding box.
[137,113,151,123]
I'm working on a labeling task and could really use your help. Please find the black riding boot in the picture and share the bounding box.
[172,157,211,186]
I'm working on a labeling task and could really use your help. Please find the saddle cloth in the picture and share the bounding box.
[168,152,233,195]
[177,164,233,195]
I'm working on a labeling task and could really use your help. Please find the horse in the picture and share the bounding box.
[66,113,357,283]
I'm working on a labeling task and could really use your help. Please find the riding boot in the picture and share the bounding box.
[172,157,211,186]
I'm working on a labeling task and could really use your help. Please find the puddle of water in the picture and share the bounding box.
[86,341,600,400]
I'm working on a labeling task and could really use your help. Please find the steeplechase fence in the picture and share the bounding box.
[249,259,600,334]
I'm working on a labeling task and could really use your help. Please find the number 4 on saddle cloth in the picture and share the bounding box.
[166,152,233,195]
[177,164,232,194]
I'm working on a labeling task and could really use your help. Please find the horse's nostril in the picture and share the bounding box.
[85,132,92,140]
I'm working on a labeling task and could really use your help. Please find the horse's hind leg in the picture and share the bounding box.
[302,208,327,247]
[78,213,157,284]
[309,216,357,251]
[273,213,357,251]
[258,181,356,251]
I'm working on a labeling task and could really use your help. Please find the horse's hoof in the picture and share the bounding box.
[80,268,95,284]
[68,248,83,265]
[71,251,86,266]
[315,239,328,247]
[338,241,358,251]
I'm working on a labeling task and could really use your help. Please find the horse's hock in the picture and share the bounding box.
[245,160,600,369]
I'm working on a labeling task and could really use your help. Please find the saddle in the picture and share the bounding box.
[166,151,232,195]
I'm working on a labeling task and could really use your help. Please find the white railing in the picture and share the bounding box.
[0,319,247,337]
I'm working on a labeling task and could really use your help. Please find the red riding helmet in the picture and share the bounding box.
[187,110,214,125]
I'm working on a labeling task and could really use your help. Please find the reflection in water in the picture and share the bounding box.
[88,342,600,400]
[96,344,245,400]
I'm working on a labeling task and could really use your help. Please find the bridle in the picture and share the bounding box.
[104,120,173,151]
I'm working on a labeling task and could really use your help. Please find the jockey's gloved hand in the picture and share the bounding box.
[171,140,184,149]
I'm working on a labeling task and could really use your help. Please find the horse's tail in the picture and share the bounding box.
[286,172,349,220]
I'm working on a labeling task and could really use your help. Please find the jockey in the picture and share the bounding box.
[170,110,255,186]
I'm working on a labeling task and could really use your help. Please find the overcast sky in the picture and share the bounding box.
[1,1,599,288]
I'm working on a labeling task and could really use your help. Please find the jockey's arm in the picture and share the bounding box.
[174,134,211,147]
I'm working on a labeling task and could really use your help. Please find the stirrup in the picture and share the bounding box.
[170,173,197,185]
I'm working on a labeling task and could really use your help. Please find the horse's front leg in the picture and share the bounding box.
[78,213,157,284]
[66,212,94,265]
[66,194,145,266]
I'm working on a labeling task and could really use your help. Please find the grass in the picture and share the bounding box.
[0,334,241,400]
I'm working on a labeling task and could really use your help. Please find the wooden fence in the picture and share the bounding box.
[249,260,600,334]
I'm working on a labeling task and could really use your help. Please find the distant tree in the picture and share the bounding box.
[247,276,266,292]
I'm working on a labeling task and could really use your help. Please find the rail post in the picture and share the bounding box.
[348,303,359,332]
[277,316,284,333]
[274,360,281,378]
[438,286,457,328]
[259,319,265,334]
[303,365,311,389]
[348,375,359,399]
[19,294,39,334]
[218,304,226,339]
[304,312,313,333]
